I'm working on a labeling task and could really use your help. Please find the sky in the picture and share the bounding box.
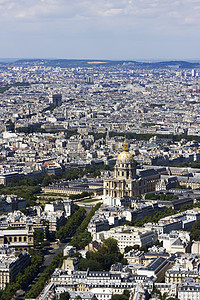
[0,0,200,60]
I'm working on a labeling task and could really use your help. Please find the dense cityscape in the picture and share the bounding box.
[0,59,200,300]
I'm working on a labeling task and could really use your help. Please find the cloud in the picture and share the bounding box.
[0,0,198,29]
[0,0,200,59]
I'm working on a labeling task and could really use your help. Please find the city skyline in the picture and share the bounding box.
[1,0,200,60]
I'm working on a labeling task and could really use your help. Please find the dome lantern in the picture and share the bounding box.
[117,138,134,163]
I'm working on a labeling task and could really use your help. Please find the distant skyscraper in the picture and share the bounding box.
[192,69,197,77]
[49,94,62,106]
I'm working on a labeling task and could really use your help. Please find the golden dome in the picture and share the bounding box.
[117,151,134,163]
[117,139,134,163]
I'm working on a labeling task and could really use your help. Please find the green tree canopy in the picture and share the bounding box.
[60,291,70,300]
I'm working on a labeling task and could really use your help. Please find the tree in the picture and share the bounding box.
[161,292,168,300]
[79,238,124,271]
[25,251,63,299]
[132,245,140,250]
[150,288,161,298]
[34,229,44,247]
[124,246,134,253]
[60,291,70,300]
[78,258,102,271]
[123,290,130,298]
[42,174,52,187]
[104,238,119,254]
[190,220,200,241]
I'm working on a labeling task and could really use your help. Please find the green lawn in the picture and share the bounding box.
[81,198,102,203]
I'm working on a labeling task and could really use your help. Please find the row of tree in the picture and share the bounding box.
[169,160,200,168]
[70,203,101,250]
[25,251,63,299]
[0,249,43,300]
[145,192,178,201]
[69,192,92,200]
[107,131,200,143]
[63,163,114,181]
[56,207,86,241]
[126,207,176,227]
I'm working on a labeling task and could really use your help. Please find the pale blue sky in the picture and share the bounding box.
[0,0,200,60]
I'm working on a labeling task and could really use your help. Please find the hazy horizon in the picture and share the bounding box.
[0,58,200,64]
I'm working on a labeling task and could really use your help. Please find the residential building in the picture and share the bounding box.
[0,246,30,289]
[95,225,157,252]
[178,280,200,300]
[51,268,155,294]
[165,265,200,284]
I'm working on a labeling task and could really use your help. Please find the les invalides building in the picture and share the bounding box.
[103,139,158,198]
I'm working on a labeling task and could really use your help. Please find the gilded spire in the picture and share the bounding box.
[122,137,128,151]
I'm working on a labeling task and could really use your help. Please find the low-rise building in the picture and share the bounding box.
[0,194,26,213]
[44,200,73,217]
[178,280,200,300]
[154,283,177,298]
[124,250,144,265]
[51,268,155,294]
[37,282,56,300]
[145,208,200,234]
[88,218,110,237]
[165,265,200,284]
[137,257,172,282]
[0,246,30,289]
[129,284,147,300]
[95,225,157,252]
[158,231,191,254]
[43,178,103,197]
[63,245,76,257]
[0,227,34,250]
[41,210,65,233]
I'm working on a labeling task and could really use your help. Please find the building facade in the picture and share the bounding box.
[0,247,30,289]
[178,280,200,300]
[96,225,157,252]
[0,228,34,250]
